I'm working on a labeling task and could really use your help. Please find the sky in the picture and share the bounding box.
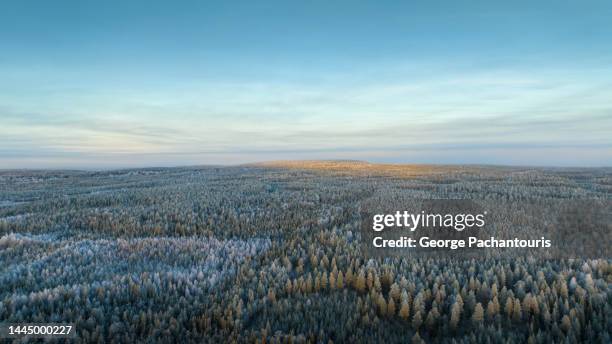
[1,0,611,169]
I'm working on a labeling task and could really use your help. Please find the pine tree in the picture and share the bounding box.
[355,271,366,293]
[374,275,382,292]
[367,271,374,291]
[377,293,387,316]
[505,297,514,319]
[450,301,462,330]
[412,311,423,330]
[285,279,293,295]
[559,281,569,299]
[426,307,439,330]
[512,299,522,322]
[329,272,336,291]
[389,283,401,302]
[399,300,410,321]
[387,296,396,317]
[267,289,276,303]
[305,275,313,294]
[321,272,329,290]
[486,300,497,320]
[336,271,344,289]
[345,267,354,286]
[472,303,484,324]
[412,332,425,344]
[560,315,571,333]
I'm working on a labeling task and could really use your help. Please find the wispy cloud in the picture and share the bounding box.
[1,62,611,168]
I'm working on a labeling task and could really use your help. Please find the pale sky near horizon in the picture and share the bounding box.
[1,0,612,169]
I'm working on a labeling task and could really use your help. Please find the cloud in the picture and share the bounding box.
[1,63,611,168]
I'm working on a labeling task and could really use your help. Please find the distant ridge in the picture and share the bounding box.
[249,159,369,167]
[245,160,508,178]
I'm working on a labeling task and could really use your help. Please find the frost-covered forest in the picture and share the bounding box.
[1,161,611,343]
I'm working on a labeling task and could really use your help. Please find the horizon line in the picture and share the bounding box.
[1,159,611,173]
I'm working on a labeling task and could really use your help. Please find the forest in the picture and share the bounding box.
[1,161,611,343]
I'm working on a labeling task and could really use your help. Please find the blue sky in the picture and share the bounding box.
[1,0,611,168]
